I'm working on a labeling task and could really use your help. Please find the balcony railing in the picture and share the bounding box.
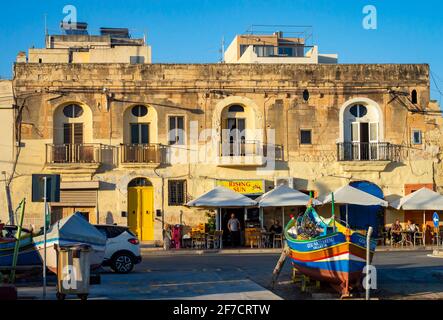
[120,144,167,164]
[46,144,104,164]
[220,141,284,161]
[337,142,402,162]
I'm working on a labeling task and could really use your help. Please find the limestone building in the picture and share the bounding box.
[6,27,443,243]
[0,80,15,223]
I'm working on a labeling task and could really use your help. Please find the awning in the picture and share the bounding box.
[256,185,321,207]
[321,185,388,207]
[186,186,257,208]
[391,187,443,210]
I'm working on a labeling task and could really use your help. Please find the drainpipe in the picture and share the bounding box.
[3,172,14,224]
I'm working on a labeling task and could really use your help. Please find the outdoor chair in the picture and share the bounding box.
[213,230,223,249]
[261,232,271,248]
[273,233,284,248]
[206,231,223,249]
[249,232,261,249]
[390,231,402,247]
[191,233,205,249]
[206,233,215,249]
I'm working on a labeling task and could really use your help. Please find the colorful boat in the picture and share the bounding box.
[0,227,42,267]
[285,205,377,296]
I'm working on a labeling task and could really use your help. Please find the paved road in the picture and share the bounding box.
[373,250,443,299]
[16,250,443,300]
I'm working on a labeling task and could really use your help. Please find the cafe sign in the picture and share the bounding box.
[216,179,264,195]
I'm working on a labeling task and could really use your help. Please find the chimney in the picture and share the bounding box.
[16,51,27,63]
[274,31,283,38]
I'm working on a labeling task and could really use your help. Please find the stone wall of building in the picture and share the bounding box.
[9,63,442,240]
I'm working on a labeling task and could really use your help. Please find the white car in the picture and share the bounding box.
[95,225,142,274]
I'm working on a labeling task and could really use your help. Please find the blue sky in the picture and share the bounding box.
[0,0,442,101]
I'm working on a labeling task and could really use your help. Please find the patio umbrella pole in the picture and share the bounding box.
[282,207,285,229]
[423,210,426,246]
[346,204,349,228]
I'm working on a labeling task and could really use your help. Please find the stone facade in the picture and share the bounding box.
[8,62,443,241]
[0,80,15,222]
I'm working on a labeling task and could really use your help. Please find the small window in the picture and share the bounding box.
[349,104,367,118]
[303,89,310,102]
[278,46,294,57]
[411,90,418,104]
[130,56,145,64]
[412,130,422,145]
[168,180,187,206]
[63,104,83,118]
[131,105,148,117]
[300,129,312,145]
[168,116,185,145]
[128,178,152,187]
[228,105,244,113]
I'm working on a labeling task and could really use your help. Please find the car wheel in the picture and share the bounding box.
[111,253,134,274]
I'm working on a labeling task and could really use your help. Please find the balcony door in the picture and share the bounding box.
[351,122,379,160]
[131,123,149,144]
[54,123,89,162]
[226,118,245,156]
[126,123,153,163]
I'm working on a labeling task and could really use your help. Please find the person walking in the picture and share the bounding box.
[227,213,241,247]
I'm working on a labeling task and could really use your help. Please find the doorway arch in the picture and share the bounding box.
[127,177,154,241]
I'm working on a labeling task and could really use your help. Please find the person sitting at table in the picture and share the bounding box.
[405,220,417,243]
[269,220,283,235]
[391,219,403,244]
[406,220,417,233]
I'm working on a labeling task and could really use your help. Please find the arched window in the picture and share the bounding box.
[131,105,148,117]
[349,104,368,118]
[411,90,418,104]
[63,104,84,118]
[128,177,152,187]
[228,105,244,113]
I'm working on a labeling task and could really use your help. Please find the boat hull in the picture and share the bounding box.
[33,237,105,274]
[0,237,42,267]
[287,232,376,295]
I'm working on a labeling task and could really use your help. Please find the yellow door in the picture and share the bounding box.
[140,187,154,241]
[128,186,154,241]
[128,188,141,237]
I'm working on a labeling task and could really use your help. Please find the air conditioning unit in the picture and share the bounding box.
[274,177,294,189]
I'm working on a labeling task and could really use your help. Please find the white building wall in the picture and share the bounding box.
[0,80,14,223]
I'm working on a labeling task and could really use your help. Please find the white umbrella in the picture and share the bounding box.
[256,185,322,207]
[186,186,257,208]
[256,185,321,227]
[391,187,443,211]
[321,185,388,227]
[187,186,257,240]
[391,187,443,244]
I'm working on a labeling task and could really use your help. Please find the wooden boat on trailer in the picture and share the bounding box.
[284,205,377,296]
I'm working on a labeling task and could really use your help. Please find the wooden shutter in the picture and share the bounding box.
[54,189,97,207]
[73,123,83,144]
